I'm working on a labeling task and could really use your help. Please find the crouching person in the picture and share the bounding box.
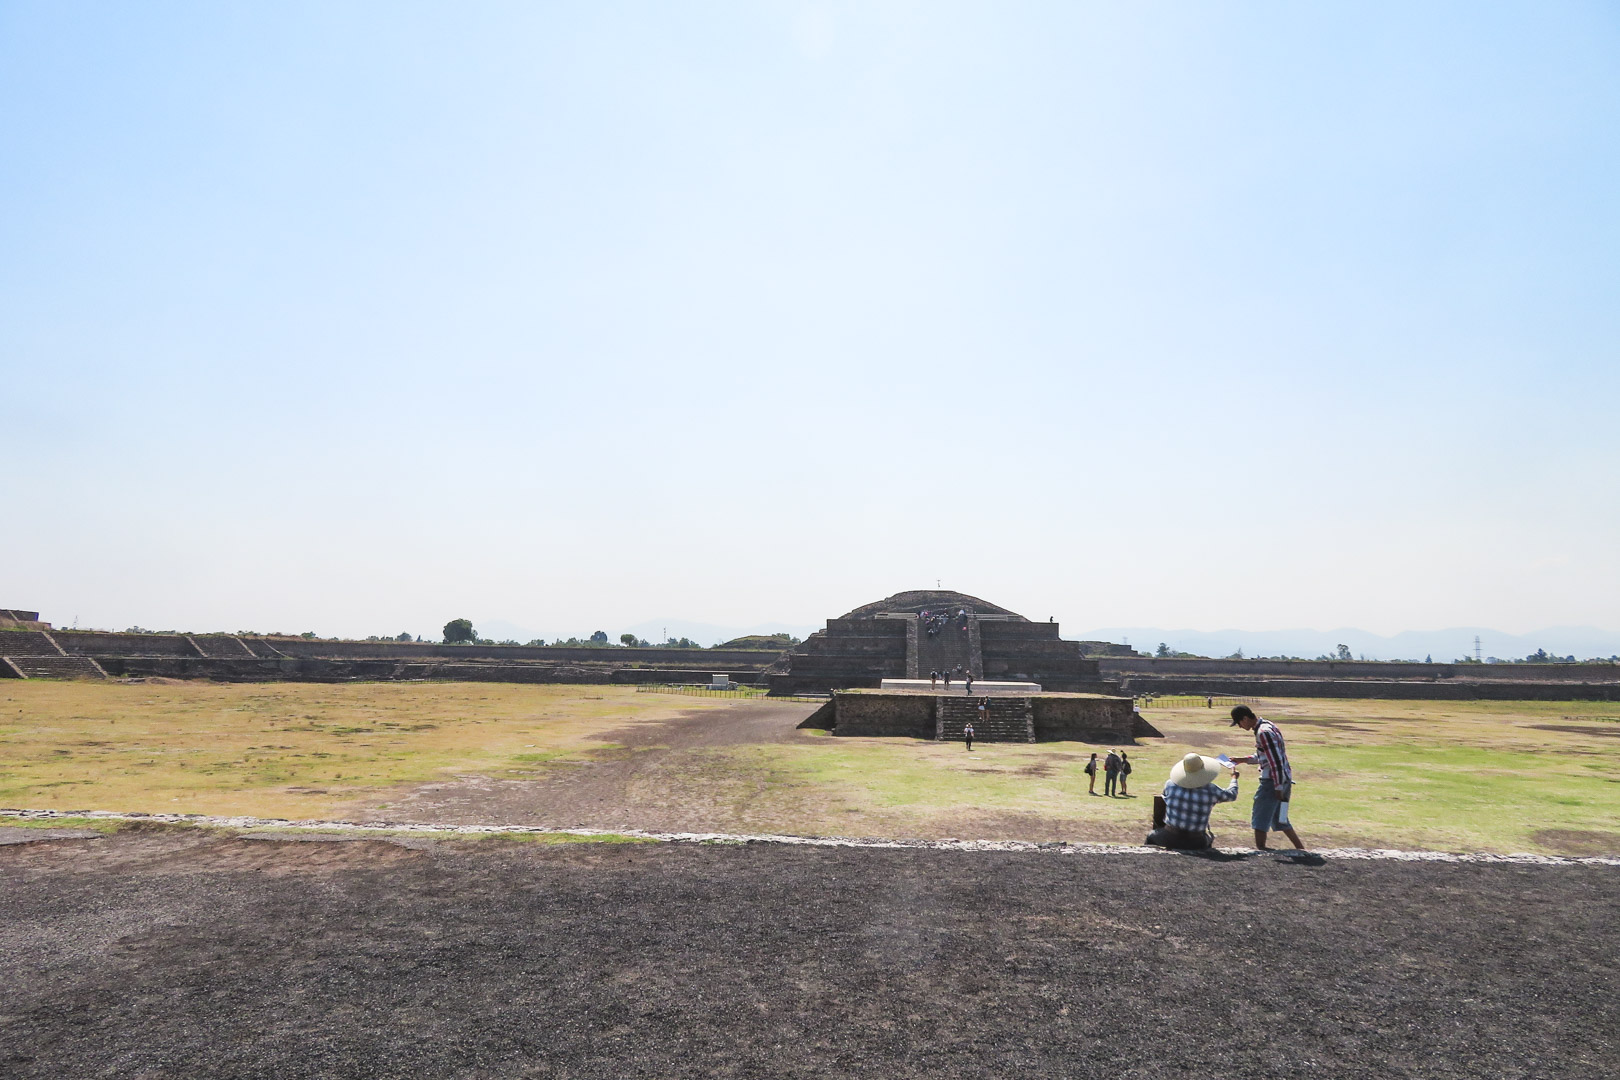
[1145,753,1239,851]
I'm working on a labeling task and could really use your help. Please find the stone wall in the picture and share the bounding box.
[245,639,780,665]
[1030,695,1137,743]
[1102,656,1620,701]
[1101,656,1620,682]
[829,690,1140,742]
[829,692,935,738]
[55,632,200,656]
[1122,675,1620,701]
[90,656,766,686]
[767,619,909,694]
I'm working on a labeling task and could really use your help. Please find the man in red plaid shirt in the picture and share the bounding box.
[1229,705,1307,851]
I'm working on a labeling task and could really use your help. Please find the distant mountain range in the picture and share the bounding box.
[1076,626,1620,663]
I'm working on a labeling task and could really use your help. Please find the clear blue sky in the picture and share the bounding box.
[3,2,1617,641]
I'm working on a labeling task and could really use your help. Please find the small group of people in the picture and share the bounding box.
[1083,750,1133,796]
[928,666,974,693]
[1144,705,1308,852]
[919,609,968,638]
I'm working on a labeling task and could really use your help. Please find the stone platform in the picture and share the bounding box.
[879,679,1042,695]
[827,688,1143,743]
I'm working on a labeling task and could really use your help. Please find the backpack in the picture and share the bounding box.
[1120,758,1132,775]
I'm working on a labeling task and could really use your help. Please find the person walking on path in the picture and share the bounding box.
[1229,705,1307,851]
[1103,750,1121,797]
[963,719,975,752]
[964,670,974,694]
[930,670,939,689]
[1118,751,1133,796]
[1145,753,1240,851]
[1084,753,1099,795]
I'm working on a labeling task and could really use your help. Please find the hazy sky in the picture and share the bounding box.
[4,2,1618,641]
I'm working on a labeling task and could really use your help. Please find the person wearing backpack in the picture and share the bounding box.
[1084,753,1099,795]
[1118,751,1134,796]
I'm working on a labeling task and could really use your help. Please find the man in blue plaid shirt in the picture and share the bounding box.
[1145,753,1239,851]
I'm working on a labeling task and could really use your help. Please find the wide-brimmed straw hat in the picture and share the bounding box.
[1169,752,1221,789]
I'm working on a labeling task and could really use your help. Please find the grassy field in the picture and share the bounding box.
[0,681,724,820]
[722,699,1620,854]
[3,681,1617,855]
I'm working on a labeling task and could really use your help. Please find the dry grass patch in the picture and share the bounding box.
[0,681,716,819]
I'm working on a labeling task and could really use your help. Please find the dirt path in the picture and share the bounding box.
[2,827,1615,1078]
[341,699,829,834]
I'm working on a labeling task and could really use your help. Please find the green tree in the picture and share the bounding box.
[1335,644,1353,661]
[620,633,638,647]
[1155,642,1170,658]
[396,632,413,642]
[443,618,476,644]
[590,630,609,644]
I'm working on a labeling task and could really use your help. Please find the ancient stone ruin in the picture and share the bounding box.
[765,590,1125,695]
[766,590,1152,743]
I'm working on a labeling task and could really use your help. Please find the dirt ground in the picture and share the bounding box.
[341,700,850,834]
[1,826,1614,1079]
[340,700,1154,844]
[11,682,1618,854]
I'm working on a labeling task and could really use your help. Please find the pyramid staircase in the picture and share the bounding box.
[935,695,1034,743]
[914,615,978,684]
[3,654,108,679]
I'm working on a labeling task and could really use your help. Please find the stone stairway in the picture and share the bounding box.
[936,696,1034,743]
[914,614,978,682]
[191,635,257,658]
[0,630,68,656]
[242,638,290,658]
[3,654,108,679]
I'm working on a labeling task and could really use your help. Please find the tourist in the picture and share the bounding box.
[964,718,975,752]
[1118,751,1133,796]
[964,670,974,694]
[930,670,939,689]
[1104,750,1121,796]
[1084,753,1099,795]
[1145,753,1240,851]
[943,670,951,689]
[1228,705,1307,851]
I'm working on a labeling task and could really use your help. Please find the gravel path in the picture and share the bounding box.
[1,825,1615,1078]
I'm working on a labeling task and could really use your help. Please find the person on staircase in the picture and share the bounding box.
[1104,750,1121,796]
